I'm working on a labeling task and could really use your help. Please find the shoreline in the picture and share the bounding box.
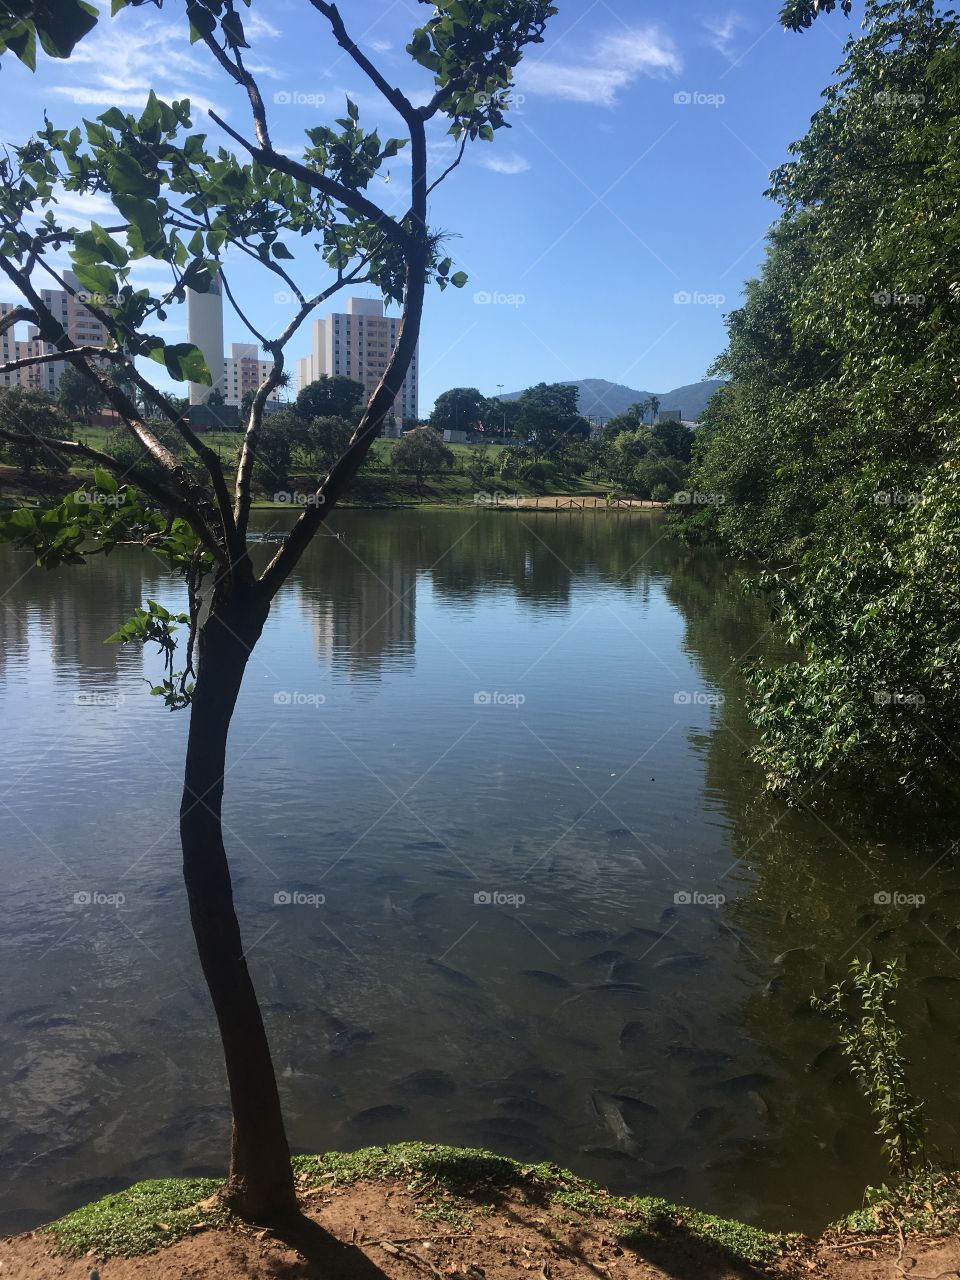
[3,1143,959,1279]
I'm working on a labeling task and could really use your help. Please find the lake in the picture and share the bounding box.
[1,508,958,1236]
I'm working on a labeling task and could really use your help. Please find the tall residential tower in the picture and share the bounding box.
[296,297,418,431]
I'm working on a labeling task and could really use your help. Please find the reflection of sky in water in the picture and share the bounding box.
[1,511,958,1236]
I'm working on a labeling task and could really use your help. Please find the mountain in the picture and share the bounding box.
[498,377,724,422]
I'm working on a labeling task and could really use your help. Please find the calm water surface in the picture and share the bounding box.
[1,509,958,1235]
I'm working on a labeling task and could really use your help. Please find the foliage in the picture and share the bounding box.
[512,382,589,454]
[47,1177,227,1258]
[430,385,486,435]
[0,387,73,474]
[781,0,853,30]
[812,959,927,1176]
[678,0,960,796]
[296,374,365,423]
[392,426,455,493]
[57,364,104,423]
[838,1169,960,1238]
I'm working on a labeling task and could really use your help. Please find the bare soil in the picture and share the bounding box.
[2,1178,959,1280]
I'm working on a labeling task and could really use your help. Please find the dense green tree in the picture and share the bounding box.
[680,0,960,796]
[295,373,365,423]
[0,0,557,1227]
[391,426,455,494]
[513,381,588,455]
[57,364,103,423]
[430,385,486,435]
[0,387,73,475]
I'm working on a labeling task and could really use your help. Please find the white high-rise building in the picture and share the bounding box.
[0,270,111,395]
[186,278,225,406]
[223,342,279,406]
[297,297,418,430]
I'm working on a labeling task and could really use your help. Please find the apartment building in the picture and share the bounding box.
[0,271,111,395]
[296,297,418,430]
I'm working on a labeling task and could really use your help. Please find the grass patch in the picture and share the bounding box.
[46,1177,230,1259]
[836,1169,960,1238]
[293,1143,792,1267]
[44,1143,813,1268]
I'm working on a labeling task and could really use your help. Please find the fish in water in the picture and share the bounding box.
[590,1092,644,1158]
[504,1067,564,1089]
[653,953,704,970]
[521,969,575,989]
[350,1104,408,1126]
[773,946,818,968]
[619,1021,646,1051]
[711,1073,776,1094]
[564,981,646,1005]
[428,957,477,988]
[581,950,629,968]
[617,927,667,945]
[394,1069,457,1098]
[688,1106,723,1131]
[666,1046,735,1068]
[492,1094,557,1118]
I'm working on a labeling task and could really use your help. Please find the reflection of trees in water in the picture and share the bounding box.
[0,544,174,685]
[659,535,960,1223]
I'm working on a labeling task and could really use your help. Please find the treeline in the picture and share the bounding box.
[676,0,960,798]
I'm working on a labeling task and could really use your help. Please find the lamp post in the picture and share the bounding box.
[496,383,505,439]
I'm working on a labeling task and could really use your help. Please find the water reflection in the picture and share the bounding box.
[0,509,956,1236]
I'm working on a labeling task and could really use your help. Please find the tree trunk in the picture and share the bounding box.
[179,586,297,1222]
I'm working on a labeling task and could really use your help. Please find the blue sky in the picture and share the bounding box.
[0,0,857,410]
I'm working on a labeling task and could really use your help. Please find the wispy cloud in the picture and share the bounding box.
[45,7,257,120]
[518,28,682,108]
[704,14,744,59]
[479,154,531,175]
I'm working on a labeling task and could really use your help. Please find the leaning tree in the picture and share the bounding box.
[0,0,557,1225]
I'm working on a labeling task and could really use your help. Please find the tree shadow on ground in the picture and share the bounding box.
[266,1213,389,1279]
[618,1226,770,1280]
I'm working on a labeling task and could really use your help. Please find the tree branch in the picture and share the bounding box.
[0,426,220,553]
[308,1,420,126]
[207,110,415,256]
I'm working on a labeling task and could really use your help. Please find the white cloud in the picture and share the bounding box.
[369,38,393,53]
[704,14,743,58]
[518,27,682,107]
[479,154,531,175]
[47,9,229,120]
